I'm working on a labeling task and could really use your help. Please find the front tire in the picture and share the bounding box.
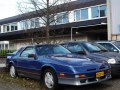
[43,69,58,90]
[9,65,17,78]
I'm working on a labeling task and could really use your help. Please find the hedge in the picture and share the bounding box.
[0,50,15,57]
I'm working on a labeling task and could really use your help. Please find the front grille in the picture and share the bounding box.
[100,66,105,69]
[99,76,106,79]
[80,79,87,83]
[88,77,96,82]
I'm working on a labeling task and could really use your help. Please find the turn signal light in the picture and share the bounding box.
[59,73,65,77]
[79,74,86,78]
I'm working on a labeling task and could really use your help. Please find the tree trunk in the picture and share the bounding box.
[46,24,50,43]
[46,0,50,44]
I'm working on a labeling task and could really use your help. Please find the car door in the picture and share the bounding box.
[17,46,40,78]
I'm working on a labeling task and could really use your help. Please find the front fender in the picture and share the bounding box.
[41,63,76,75]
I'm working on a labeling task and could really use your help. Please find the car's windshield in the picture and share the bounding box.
[36,45,71,55]
[114,41,120,49]
[67,43,84,53]
[92,43,108,51]
[13,47,24,54]
[82,42,107,53]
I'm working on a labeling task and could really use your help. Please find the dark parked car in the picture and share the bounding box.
[61,41,120,75]
[6,44,111,90]
[96,41,120,53]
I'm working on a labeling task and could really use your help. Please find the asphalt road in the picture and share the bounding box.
[0,58,120,90]
[0,76,120,90]
[61,78,120,90]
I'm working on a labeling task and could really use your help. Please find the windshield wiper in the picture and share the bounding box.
[100,50,108,52]
[91,50,108,53]
[91,50,101,53]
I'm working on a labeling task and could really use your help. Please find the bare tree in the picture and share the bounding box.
[17,0,72,44]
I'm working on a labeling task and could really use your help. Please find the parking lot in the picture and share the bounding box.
[63,78,120,90]
[0,58,120,90]
[0,73,120,90]
[0,61,120,90]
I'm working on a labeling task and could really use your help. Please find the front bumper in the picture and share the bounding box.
[58,74,111,86]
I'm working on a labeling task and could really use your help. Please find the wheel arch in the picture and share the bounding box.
[8,61,15,69]
[40,65,57,79]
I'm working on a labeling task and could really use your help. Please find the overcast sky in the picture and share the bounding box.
[0,0,18,19]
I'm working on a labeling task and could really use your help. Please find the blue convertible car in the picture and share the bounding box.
[6,44,111,90]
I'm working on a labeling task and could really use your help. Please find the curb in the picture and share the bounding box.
[0,64,6,68]
[0,64,6,72]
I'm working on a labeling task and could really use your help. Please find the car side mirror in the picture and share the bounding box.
[28,54,36,59]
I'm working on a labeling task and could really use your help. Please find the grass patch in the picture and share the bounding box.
[0,72,44,90]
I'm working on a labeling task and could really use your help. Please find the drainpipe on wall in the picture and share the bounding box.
[107,0,113,40]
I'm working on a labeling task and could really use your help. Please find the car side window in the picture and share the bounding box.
[20,47,35,57]
[99,43,118,52]
[37,46,54,55]
[67,43,84,52]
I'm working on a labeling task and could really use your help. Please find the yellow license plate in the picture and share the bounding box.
[96,71,104,78]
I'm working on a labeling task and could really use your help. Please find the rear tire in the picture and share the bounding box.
[43,69,58,90]
[9,65,17,78]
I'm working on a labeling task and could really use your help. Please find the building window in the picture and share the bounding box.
[63,13,69,23]
[3,26,5,32]
[91,6,99,18]
[74,9,80,21]
[34,18,40,28]
[1,44,4,49]
[30,18,40,28]
[15,26,18,30]
[100,5,107,17]
[30,19,35,28]
[10,23,18,31]
[7,26,9,32]
[91,5,107,18]
[5,44,8,49]
[57,12,69,24]
[3,25,9,32]
[0,43,9,50]
[39,17,46,26]
[81,8,88,20]
[50,15,55,25]
[11,26,14,31]
[20,20,29,29]
[57,13,63,24]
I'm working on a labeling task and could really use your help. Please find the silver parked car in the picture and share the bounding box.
[96,41,120,53]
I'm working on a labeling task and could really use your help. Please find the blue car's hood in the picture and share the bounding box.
[47,54,104,67]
